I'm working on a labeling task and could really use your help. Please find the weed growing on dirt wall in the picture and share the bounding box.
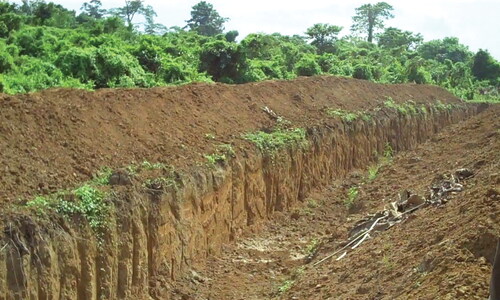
[26,184,109,232]
[243,128,308,154]
[325,108,372,123]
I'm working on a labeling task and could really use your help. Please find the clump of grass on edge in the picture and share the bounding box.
[26,184,109,233]
[243,127,308,154]
[326,108,358,122]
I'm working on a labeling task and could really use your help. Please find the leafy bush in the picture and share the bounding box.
[295,54,321,76]
[352,64,373,80]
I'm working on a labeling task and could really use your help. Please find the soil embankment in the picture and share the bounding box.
[0,76,485,299]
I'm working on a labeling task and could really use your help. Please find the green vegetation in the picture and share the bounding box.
[344,186,359,208]
[204,153,226,165]
[26,184,109,232]
[304,238,320,256]
[204,143,236,166]
[326,108,373,123]
[383,143,394,160]
[0,1,497,99]
[383,97,422,115]
[278,279,295,294]
[433,100,454,111]
[243,128,307,154]
[367,165,380,181]
[91,166,113,185]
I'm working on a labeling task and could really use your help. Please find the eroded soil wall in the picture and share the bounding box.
[0,103,480,299]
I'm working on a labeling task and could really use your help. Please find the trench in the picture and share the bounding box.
[0,101,481,299]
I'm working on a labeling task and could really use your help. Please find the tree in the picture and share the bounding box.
[472,49,500,84]
[186,1,228,36]
[377,27,422,51]
[351,2,394,43]
[305,23,342,53]
[81,0,106,19]
[0,2,23,38]
[111,0,146,30]
[417,37,472,63]
[142,5,167,35]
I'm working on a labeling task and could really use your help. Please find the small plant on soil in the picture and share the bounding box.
[91,166,113,185]
[383,143,394,160]
[278,279,294,294]
[367,165,379,181]
[384,97,409,115]
[344,186,359,208]
[204,143,236,166]
[204,153,226,166]
[381,255,395,270]
[140,161,167,170]
[420,104,428,115]
[204,133,216,140]
[434,100,454,111]
[304,238,320,256]
[144,176,178,190]
[326,108,358,122]
[243,127,307,154]
[217,143,236,157]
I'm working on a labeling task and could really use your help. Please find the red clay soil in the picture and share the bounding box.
[169,105,499,299]
[0,76,460,205]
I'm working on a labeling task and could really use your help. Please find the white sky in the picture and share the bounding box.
[13,0,500,59]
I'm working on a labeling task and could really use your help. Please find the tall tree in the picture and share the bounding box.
[351,2,394,43]
[377,27,423,51]
[81,0,106,19]
[142,5,167,35]
[111,0,146,30]
[186,1,228,36]
[305,23,342,53]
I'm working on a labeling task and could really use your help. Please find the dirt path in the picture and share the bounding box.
[171,105,500,299]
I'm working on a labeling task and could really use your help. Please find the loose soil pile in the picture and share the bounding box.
[0,77,459,205]
[170,105,499,299]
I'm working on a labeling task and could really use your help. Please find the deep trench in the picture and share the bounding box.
[0,104,481,299]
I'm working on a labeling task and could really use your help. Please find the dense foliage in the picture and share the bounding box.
[0,0,498,100]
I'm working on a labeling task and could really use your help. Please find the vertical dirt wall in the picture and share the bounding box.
[0,105,480,299]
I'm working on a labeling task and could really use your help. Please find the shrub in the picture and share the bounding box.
[295,54,321,76]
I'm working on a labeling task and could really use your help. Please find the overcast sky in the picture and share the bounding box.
[14,0,500,59]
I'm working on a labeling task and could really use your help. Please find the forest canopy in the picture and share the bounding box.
[0,0,498,100]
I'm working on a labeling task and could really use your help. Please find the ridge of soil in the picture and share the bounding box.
[0,76,460,204]
[170,105,499,299]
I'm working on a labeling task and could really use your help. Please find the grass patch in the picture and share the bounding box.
[326,108,358,122]
[344,186,359,209]
[243,128,307,154]
[91,166,113,185]
[465,95,500,103]
[433,100,454,111]
[384,97,420,115]
[204,153,227,165]
[304,238,320,256]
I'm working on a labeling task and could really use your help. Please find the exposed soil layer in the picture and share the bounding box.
[170,105,499,299]
[0,76,460,204]
[0,77,483,299]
